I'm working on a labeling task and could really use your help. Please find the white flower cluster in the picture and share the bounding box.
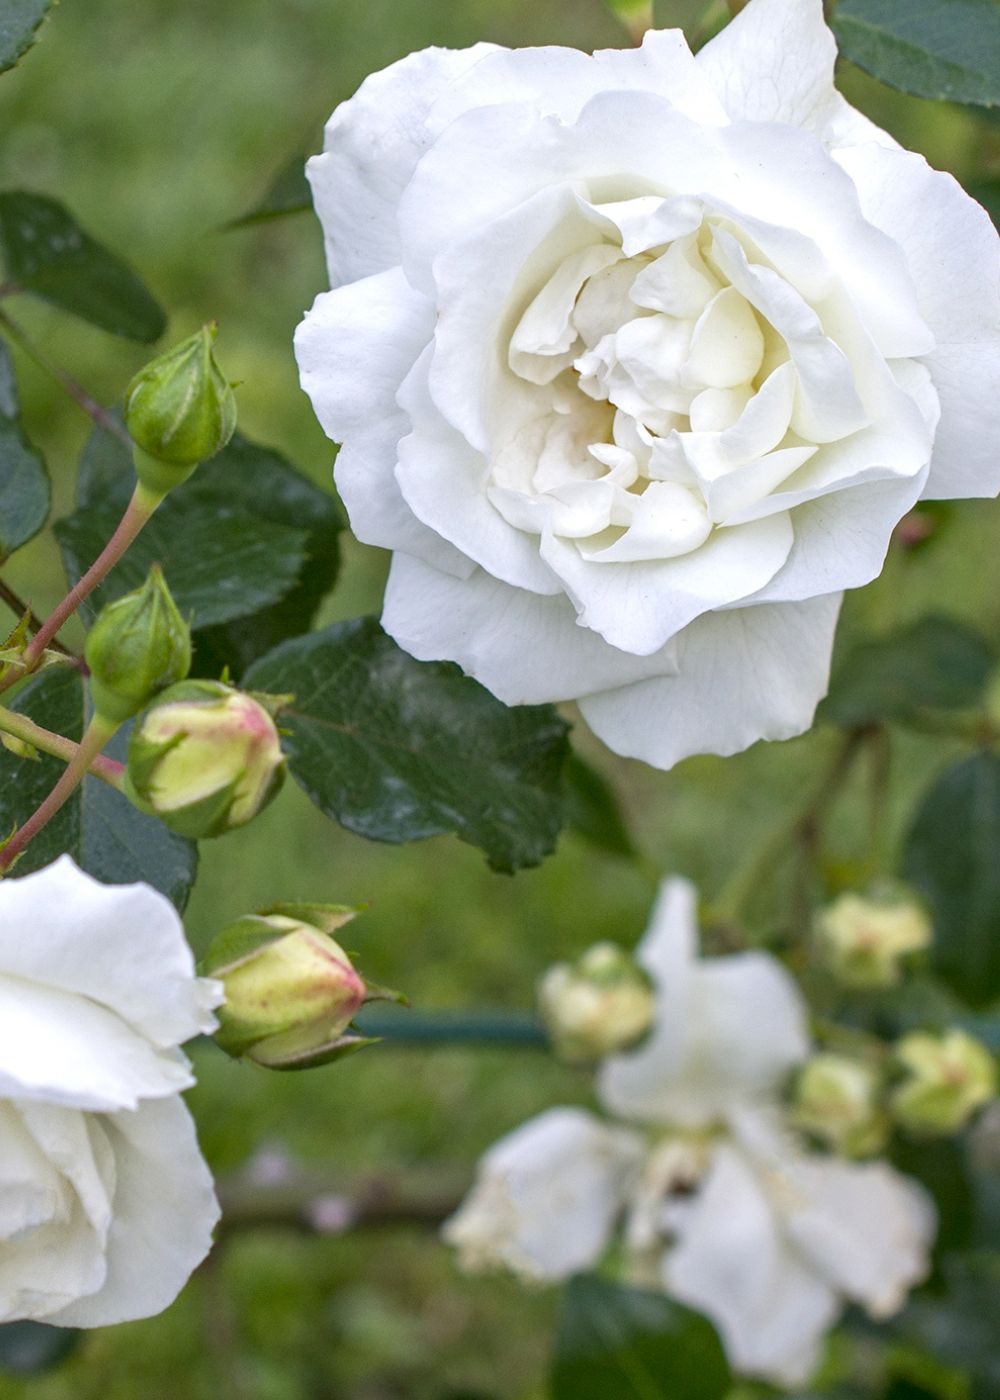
[297,0,1000,770]
[444,879,935,1385]
[0,858,220,1326]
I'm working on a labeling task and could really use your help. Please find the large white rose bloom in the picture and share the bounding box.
[0,856,222,1326]
[443,878,934,1385]
[295,0,1000,770]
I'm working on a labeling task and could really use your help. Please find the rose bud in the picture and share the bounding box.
[792,1054,888,1159]
[124,324,237,494]
[126,679,286,839]
[538,941,654,1064]
[202,904,403,1070]
[890,1030,997,1137]
[815,887,931,990]
[84,565,191,725]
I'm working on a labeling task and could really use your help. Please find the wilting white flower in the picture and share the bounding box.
[296,0,1000,770]
[0,856,222,1326]
[444,878,934,1385]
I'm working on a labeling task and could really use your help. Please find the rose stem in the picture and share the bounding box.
[0,703,124,788]
[0,578,80,662]
[0,481,165,697]
[0,714,119,873]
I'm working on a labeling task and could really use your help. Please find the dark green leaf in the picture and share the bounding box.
[552,1275,730,1400]
[903,753,1000,1007]
[56,493,309,632]
[245,618,570,873]
[0,0,53,76]
[0,341,48,559]
[563,751,637,859]
[833,0,1000,107]
[889,1135,974,1258]
[820,616,995,728]
[72,423,342,673]
[893,1253,1000,1390]
[0,1322,77,1375]
[0,666,197,906]
[225,155,312,228]
[0,191,166,341]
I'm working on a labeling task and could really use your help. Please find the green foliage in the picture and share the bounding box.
[0,666,197,905]
[0,341,48,559]
[562,751,637,859]
[0,1323,77,1376]
[903,753,1000,1008]
[0,190,166,341]
[833,0,1000,107]
[245,618,571,873]
[68,423,343,673]
[820,616,995,728]
[225,154,313,228]
[0,0,53,75]
[552,1275,731,1400]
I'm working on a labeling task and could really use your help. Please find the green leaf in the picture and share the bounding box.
[0,0,53,76]
[903,753,1000,1007]
[893,1253,1000,1391]
[0,1322,77,1375]
[563,751,637,859]
[71,423,342,673]
[56,492,309,632]
[0,190,166,342]
[820,616,995,728]
[833,0,1000,107]
[224,155,312,228]
[552,1275,731,1400]
[0,666,197,906]
[0,341,48,559]
[245,618,570,873]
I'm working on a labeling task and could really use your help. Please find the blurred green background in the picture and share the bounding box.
[0,0,998,1396]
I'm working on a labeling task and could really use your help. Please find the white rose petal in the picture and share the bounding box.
[659,1109,935,1385]
[0,857,221,1325]
[296,0,1000,769]
[442,1107,642,1282]
[598,878,810,1124]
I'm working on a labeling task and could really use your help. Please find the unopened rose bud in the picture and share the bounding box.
[816,887,931,990]
[792,1054,888,1158]
[84,565,191,725]
[203,904,402,1070]
[538,942,654,1064]
[124,324,237,493]
[126,679,286,839]
[890,1030,997,1137]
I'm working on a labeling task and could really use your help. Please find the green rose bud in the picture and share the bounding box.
[203,904,402,1070]
[792,1054,888,1158]
[538,941,654,1064]
[126,679,286,839]
[124,324,237,494]
[84,565,191,725]
[815,886,931,990]
[891,1030,998,1137]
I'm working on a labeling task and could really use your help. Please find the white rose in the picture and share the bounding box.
[295,0,1000,769]
[443,878,934,1383]
[0,856,222,1326]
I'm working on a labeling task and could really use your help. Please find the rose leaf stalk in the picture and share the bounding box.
[0,713,119,873]
[0,703,125,788]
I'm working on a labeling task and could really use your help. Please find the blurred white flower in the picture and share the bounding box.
[444,878,934,1385]
[0,856,222,1326]
[296,0,1000,770]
